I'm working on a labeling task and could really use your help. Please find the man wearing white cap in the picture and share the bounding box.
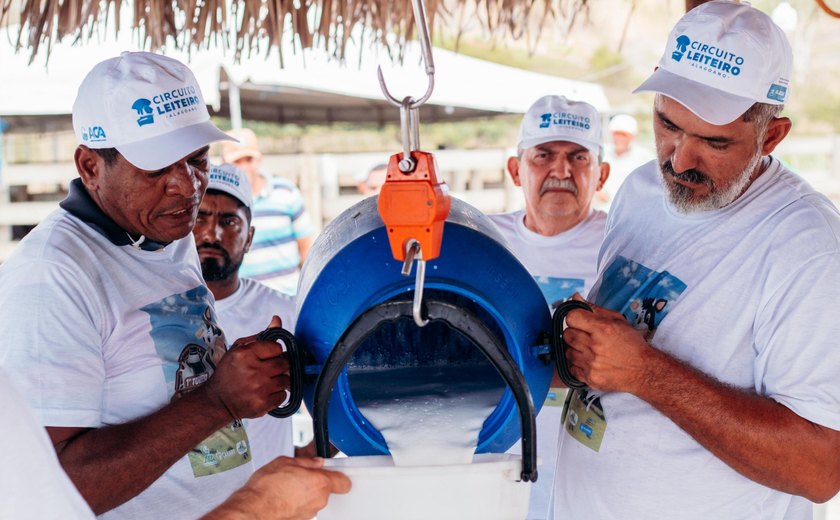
[558,2,840,518]
[490,94,609,520]
[193,163,296,468]
[593,113,655,211]
[0,52,348,518]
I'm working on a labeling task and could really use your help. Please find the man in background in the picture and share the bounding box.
[490,94,609,519]
[222,128,314,295]
[593,113,654,211]
[194,162,297,468]
[356,163,388,196]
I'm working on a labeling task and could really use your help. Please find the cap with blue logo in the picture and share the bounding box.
[207,163,252,211]
[72,51,234,171]
[517,95,602,156]
[634,0,793,125]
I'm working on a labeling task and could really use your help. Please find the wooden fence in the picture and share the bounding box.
[3,134,840,262]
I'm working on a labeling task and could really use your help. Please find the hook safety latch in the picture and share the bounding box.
[377,150,451,263]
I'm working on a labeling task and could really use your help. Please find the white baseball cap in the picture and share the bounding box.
[207,163,252,210]
[73,51,234,171]
[608,114,638,135]
[634,0,792,125]
[517,95,602,155]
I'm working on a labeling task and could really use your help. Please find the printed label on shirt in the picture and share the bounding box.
[562,388,607,452]
[141,286,251,476]
[534,276,585,310]
[188,421,252,477]
[591,256,687,338]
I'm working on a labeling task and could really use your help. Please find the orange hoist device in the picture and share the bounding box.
[378,148,450,263]
[375,7,450,326]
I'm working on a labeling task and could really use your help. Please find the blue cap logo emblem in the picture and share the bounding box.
[767,84,787,102]
[539,113,551,128]
[672,35,690,62]
[131,98,154,127]
[81,126,107,143]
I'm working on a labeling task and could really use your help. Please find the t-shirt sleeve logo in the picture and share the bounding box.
[593,256,686,338]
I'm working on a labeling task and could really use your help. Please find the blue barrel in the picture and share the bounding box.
[296,196,552,457]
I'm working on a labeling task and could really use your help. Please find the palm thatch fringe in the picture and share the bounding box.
[1,0,589,64]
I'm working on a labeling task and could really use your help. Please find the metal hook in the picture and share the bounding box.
[376,0,436,110]
[412,259,429,327]
[400,239,429,327]
[398,97,416,172]
[401,239,421,276]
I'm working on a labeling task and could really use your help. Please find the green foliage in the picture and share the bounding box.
[589,45,622,72]
[212,115,520,154]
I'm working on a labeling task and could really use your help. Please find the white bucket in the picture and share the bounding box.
[319,453,532,520]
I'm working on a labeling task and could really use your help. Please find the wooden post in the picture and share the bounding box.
[297,154,322,233]
[467,169,484,192]
[318,154,339,229]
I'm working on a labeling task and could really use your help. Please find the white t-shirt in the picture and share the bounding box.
[490,209,606,308]
[556,158,840,519]
[0,369,95,520]
[489,208,606,520]
[0,202,274,519]
[214,277,296,468]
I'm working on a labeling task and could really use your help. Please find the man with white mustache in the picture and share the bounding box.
[489,94,610,520]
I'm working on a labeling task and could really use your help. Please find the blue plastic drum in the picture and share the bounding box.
[295,196,552,457]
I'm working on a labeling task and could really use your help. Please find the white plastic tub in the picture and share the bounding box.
[319,453,532,520]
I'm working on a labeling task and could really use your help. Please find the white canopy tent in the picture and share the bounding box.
[0,27,609,130]
[219,44,609,125]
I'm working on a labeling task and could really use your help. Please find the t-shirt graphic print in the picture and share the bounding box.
[142,285,251,477]
[534,275,585,310]
[593,256,687,338]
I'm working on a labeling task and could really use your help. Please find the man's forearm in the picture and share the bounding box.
[49,386,232,514]
[634,348,840,502]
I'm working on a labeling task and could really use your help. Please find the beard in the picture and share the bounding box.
[198,244,243,282]
[659,149,763,214]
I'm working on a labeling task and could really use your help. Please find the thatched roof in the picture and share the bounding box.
[6,0,838,71]
[0,0,592,63]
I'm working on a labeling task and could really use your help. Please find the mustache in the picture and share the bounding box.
[197,243,232,262]
[660,161,713,187]
[540,178,578,195]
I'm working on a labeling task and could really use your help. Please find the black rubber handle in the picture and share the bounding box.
[257,327,304,419]
[551,300,593,389]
